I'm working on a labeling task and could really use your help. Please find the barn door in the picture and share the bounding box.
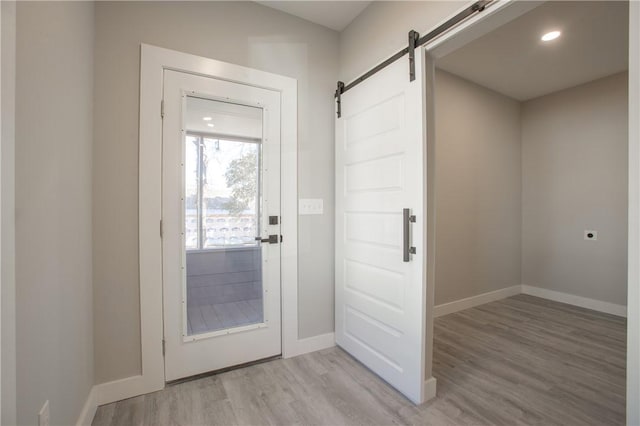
[335,48,428,404]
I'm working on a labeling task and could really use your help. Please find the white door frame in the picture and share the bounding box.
[126,44,298,400]
[419,0,639,421]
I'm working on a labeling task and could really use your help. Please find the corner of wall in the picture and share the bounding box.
[1,1,17,424]
[627,1,640,423]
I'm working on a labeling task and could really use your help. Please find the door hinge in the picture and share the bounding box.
[160,219,163,238]
[162,339,166,356]
[160,100,165,118]
[280,235,283,243]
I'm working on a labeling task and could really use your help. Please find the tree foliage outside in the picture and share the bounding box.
[223,151,258,215]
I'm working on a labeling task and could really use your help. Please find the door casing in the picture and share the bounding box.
[137,44,298,398]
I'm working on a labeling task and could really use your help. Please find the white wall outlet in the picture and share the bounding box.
[584,230,598,241]
[299,198,323,215]
[39,400,50,426]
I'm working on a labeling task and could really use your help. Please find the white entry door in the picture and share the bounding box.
[335,50,427,403]
[162,69,282,381]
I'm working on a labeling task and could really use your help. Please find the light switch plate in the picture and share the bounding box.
[299,198,323,215]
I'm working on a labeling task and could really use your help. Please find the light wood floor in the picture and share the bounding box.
[92,294,626,426]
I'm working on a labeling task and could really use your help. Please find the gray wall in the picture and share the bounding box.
[15,2,94,425]
[522,72,628,305]
[93,1,338,383]
[1,1,17,424]
[627,4,639,422]
[433,69,628,306]
[434,70,522,305]
[339,1,465,81]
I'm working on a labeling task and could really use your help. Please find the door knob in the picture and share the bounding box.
[255,235,279,244]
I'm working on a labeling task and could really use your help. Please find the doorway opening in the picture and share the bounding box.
[428,1,629,423]
[138,44,298,399]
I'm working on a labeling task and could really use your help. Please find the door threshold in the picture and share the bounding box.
[166,354,282,386]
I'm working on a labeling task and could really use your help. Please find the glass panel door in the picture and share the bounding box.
[162,68,281,381]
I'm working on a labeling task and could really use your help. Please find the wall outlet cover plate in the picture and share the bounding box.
[584,230,598,241]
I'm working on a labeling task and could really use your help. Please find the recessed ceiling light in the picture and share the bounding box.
[203,117,212,121]
[541,30,561,42]
[207,123,214,128]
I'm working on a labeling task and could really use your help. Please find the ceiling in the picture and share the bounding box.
[437,1,629,101]
[257,1,371,31]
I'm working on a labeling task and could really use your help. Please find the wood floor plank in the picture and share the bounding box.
[108,395,145,426]
[93,294,626,426]
[91,401,115,426]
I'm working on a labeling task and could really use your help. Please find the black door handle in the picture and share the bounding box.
[255,235,279,244]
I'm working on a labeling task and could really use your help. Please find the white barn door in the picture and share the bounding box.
[335,49,428,404]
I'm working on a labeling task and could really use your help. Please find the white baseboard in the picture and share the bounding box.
[76,386,98,426]
[285,332,335,358]
[434,285,522,317]
[433,284,627,318]
[423,376,437,402]
[94,374,152,406]
[521,285,627,317]
[94,333,335,407]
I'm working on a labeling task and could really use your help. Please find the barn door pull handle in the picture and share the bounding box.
[403,208,416,262]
